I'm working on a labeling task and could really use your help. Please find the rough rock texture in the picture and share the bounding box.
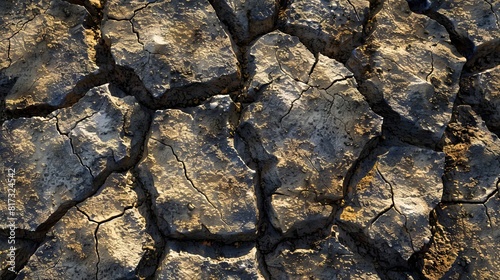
[442,105,500,202]
[0,0,98,111]
[349,0,467,148]
[279,0,370,61]
[338,145,444,262]
[265,225,381,279]
[241,31,382,236]
[137,95,258,240]
[102,0,240,99]
[0,116,94,231]
[17,208,99,279]
[1,0,499,279]
[156,242,263,279]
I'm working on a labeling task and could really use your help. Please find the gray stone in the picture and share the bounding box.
[280,0,369,61]
[0,117,93,231]
[266,225,380,279]
[209,0,277,43]
[18,208,98,279]
[347,0,465,146]
[421,200,500,279]
[460,65,500,136]
[78,172,137,223]
[54,84,147,177]
[1,0,98,109]
[156,242,263,279]
[102,0,239,98]
[442,105,500,202]
[338,145,444,261]
[432,0,499,46]
[96,208,150,279]
[137,95,257,240]
[241,31,381,235]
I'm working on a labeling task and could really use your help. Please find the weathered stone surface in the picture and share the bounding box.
[18,208,98,279]
[78,171,150,279]
[102,0,239,98]
[96,208,150,279]
[2,0,500,278]
[137,95,257,240]
[347,0,465,146]
[209,0,277,44]
[156,242,263,279]
[266,225,380,279]
[420,198,500,279]
[0,117,93,231]
[78,172,137,223]
[442,105,500,202]
[1,0,98,110]
[431,0,499,46]
[280,0,369,61]
[460,65,500,136]
[241,31,382,235]
[338,145,444,261]
[55,84,147,177]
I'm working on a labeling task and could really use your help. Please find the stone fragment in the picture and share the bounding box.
[347,0,465,146]
[0,117,93,231]
[460,65,500,136]
[156,242,263,279]
[137,95,257,240]
[280,0,369,61]
[17,208,98,279]
[241,31,381,235]
[78,172,137,223]
[55,84,147,177]
[338,145,444,261]
[97,208,150,279]
[442,105,500,202]
[421,199,500,279]
[266,225,380,279]
[1,0,98,109]
[102,0,239,98]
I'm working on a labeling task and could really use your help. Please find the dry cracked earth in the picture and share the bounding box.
[0,0,499,279]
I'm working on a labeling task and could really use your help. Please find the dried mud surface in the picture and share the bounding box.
[0,0,499,279]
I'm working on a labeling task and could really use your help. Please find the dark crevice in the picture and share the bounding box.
[132,169,168,280]
[279,86,309,124]
[4,71,109,121]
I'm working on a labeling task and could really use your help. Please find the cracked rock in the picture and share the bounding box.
[266,225,380,279]
[279,0,369,61]
[429,0,499,46]
[18,208,98,279]
[78,172,137,223]
[137,95,257,240]
[420,197,500,279]
[460,65,500,136]
[55,83,148,177]
[442,105,500,202]
[209,0,277,44]
[102,0,240,98]
[156,241,263,279]
[347,0,465,147]
[338,145,444,262]
[241,31,382,235]
[1,0,98,110]
[0,116,93,231]
[96,208,151,279]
